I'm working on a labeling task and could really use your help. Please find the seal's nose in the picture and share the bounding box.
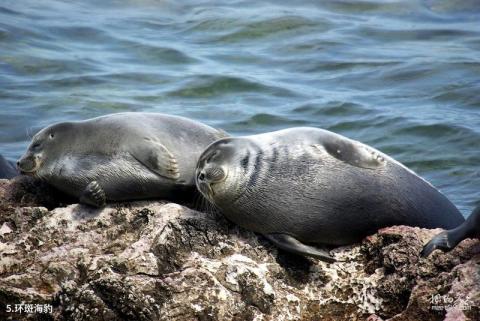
[198,172,206,181]
[16,158,25,172]
[16,156,37,173]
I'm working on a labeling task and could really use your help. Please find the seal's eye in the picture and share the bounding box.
[31,142,41,149]
[49,133,55,139]
[206,150,219,163]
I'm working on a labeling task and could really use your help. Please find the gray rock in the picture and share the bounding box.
[0,177,478,321]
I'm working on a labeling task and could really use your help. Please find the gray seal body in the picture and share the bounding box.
[18,112,227,207]
[195,127,465,261]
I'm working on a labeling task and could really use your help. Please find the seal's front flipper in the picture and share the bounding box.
[80,181,107,208]
[130,138,179,180]
[316,136,386,169]
[265,233,335,262]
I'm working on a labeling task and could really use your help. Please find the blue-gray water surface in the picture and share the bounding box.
[0,0,479,215]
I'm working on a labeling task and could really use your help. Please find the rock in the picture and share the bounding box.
[0,177,478,321]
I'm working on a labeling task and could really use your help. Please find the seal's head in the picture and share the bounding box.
[17,122,74,176]
[195,137,254,204]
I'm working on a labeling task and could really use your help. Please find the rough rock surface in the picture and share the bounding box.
[0,176,478,321]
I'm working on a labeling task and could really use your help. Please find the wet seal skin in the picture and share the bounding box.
[195,127,465,262]
[17,112,228,207]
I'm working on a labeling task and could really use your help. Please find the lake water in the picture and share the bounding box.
[0,0,479,215]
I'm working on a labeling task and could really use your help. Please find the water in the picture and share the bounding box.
[0,0,479,215]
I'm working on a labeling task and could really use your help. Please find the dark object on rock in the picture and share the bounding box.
[0,155,18,179]
[0,178,478,321]
[422,205,480,257]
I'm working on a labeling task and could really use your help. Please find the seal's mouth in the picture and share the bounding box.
[19,170,36,176]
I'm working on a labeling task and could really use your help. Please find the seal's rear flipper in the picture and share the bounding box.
[421,231,451,257]
[80,181,107,208]
[265,233,335,262]
[422,205,480,257]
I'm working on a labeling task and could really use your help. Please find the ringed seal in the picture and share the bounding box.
[17,112,228,207]
[195,127,465,261]
[422,205,479,257]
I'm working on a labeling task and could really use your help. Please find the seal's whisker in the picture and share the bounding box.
[192,192,204,211]
[204,198,221,219]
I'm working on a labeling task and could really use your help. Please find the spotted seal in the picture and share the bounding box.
[195,127,465,261]
[17,112,228,207]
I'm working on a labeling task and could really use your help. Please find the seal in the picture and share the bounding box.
[17,112,228,207]
[0,154,18,179]
[195,127,465,261]
[421,205,479,257]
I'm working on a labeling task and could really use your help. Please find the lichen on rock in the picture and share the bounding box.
[0,177,478,320]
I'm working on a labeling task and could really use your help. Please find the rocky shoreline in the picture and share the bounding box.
[0,177,478,321]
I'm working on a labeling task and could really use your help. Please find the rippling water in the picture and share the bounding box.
[0,0,479,215]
